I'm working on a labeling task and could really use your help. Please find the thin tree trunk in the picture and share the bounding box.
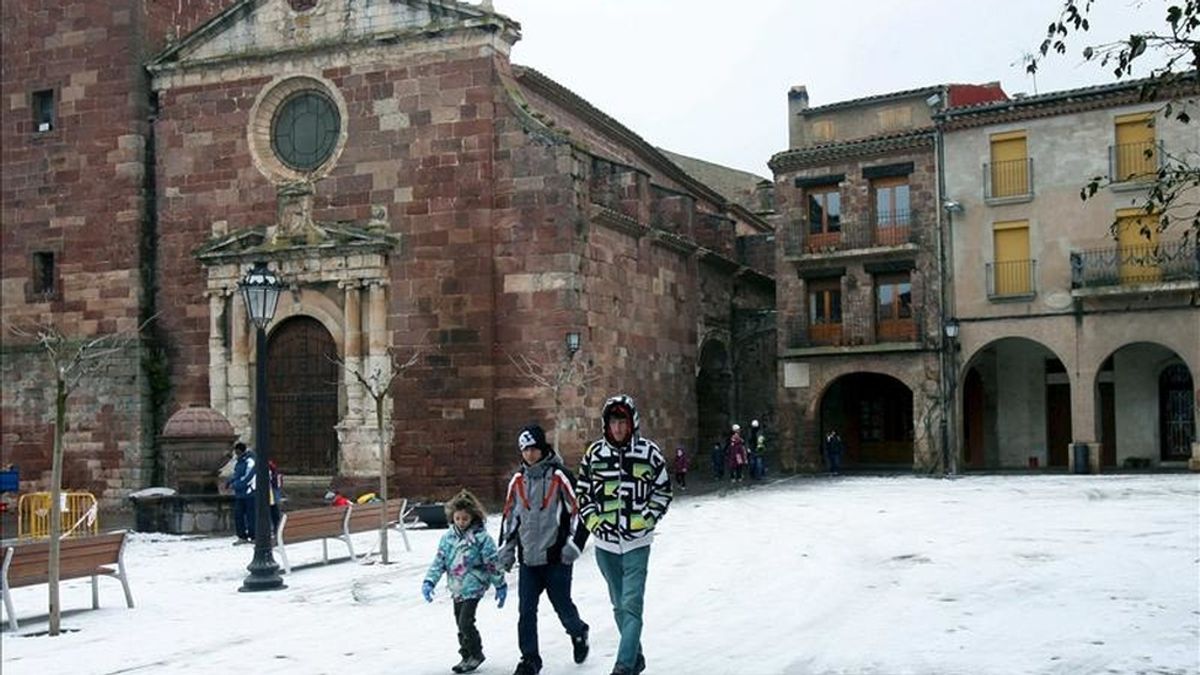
[48,378,66,636]
[377,397,389,564]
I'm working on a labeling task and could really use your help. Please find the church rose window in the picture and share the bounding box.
[271,91,340,171]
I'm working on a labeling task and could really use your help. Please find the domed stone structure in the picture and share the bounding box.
[161,405,237,494]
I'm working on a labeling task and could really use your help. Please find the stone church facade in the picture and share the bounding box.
[1,0,774,506]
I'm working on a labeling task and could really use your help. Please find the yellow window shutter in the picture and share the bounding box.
[992,220,1030,294]
[1114,113,1156,180]
[1115,209,1161,283]
[990,132,1028,197]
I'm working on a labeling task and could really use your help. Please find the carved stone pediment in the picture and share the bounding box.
[149,0,518,74]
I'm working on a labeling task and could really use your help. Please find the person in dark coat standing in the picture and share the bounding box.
[710,441,724,481]
[823,430,846,475]
[747,420,766,480]
[225,442,256,542]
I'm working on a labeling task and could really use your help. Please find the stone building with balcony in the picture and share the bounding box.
[769,83,1007,471]
[937,77,1199,471]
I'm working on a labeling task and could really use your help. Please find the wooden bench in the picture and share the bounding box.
[275,499,411,574]
[2,530,134,630]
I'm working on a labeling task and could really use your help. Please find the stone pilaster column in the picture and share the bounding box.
[337,278,392,478]
[366,279,392,448]
[1068,365,1099,471]
[228,289,252,443]
[340,280,364,422]
[207,291,228,416]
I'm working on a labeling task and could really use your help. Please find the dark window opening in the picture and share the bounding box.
[807,187,841,235]
[33,90,54,133]
[33,251,55,295]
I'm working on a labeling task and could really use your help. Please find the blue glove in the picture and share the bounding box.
[421,580,434,603]
[495,584,507,608]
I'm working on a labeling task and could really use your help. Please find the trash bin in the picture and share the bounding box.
[411,503,448,529]
[1072,443,1089,474]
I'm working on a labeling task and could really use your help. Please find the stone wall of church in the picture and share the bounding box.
[154,36,508,500]
[0,1,232,504]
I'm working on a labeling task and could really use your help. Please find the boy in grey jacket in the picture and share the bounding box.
[498,424,590,675]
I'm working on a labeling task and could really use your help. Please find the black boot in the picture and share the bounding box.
[571,628,589,664]
[458,648,485,673]
[512,656,542,674]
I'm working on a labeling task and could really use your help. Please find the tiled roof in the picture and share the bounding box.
[657,149,769,211]
[800,85,944,115]
[769,128,934,173]
[937,73,1199,129]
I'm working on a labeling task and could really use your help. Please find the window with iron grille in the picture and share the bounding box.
[33,90,54,133]
[32,251,55,295]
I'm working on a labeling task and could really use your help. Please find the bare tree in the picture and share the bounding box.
[333,346,421,564]
[7,319,149,636]
[506,343,602,449]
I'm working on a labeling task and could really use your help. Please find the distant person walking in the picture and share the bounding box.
[577,395,672,675]
[673,447,690,490]
[750,420,769,480]
[726,425,748,482]
[267,459,283,535]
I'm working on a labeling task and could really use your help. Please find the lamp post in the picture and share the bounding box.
[554,331,582,449]
[942,318,961,476]
[239,261,286,592]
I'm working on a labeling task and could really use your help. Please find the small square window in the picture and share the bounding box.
[32,251,55,295]
[33,90,54,133]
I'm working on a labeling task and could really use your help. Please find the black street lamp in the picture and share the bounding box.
[942,318,961,476]
[239,261,286,592]
[565,331,581,358]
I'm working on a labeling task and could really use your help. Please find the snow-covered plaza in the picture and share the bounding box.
[3,474,1198,675]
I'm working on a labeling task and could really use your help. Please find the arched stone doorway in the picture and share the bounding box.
[961,337,1070,469]
[266,316,339,474]
[1094,343,1195,467]
[819,373,913,468]
[697,339,732,453]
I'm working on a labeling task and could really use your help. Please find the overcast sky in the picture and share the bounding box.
[492,0,1169,177]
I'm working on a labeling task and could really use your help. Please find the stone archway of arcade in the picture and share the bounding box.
[960,337,1073,470]
[1094,342,1196,469]
[816,372,917,470]
[697,337,733,467]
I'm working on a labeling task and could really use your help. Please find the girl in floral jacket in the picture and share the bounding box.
[422,489,508,674]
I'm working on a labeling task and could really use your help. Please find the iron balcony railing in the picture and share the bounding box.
[1070,239,1198,289]
[786,309,924,348]
[876,316,918,342]
[784,211,921,256]
[1108,140,1163,183]
[983,158,1034,200]
[986,259,1038,298]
